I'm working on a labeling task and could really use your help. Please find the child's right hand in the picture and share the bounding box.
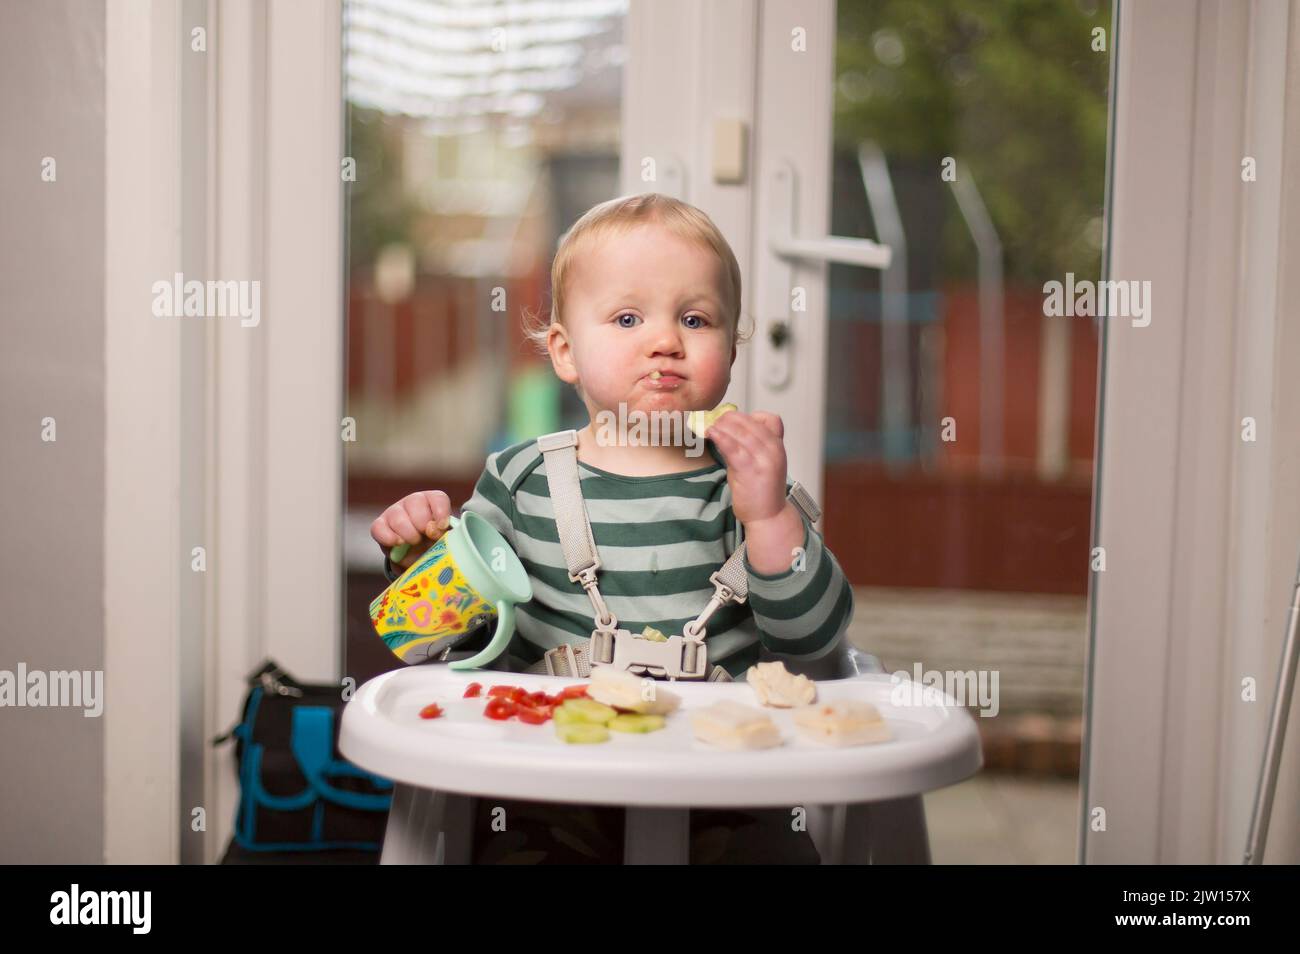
[370,491,453,572]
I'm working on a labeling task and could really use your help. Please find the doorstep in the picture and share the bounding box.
[976,713,1082,777]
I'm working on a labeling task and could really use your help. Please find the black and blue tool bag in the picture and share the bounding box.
[214,659,394,852]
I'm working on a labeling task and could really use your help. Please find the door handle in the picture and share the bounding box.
[762,162,892,389]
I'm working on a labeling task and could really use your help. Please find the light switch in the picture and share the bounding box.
[712,118,747,185]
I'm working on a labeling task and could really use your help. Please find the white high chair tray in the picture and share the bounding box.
[340,666,983,808]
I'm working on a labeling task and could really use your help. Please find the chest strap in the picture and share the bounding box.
[534,429,821,675]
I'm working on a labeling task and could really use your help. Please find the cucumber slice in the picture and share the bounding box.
[558,698,618,724]
[552,704,585,726]
[556,722,610,744]
[608,713,666,734]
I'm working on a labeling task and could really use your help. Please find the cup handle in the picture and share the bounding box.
[449,599,514,671]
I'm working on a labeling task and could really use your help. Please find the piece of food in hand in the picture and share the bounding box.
[640,624,669,642]
[746,660,817,708]
[608,713,666,734]
[686,402,738,439]
[588,666,681,716]
[556,722,610,744]
[792,700,890,746]
[388,517,448,565]
[690,700,782,750]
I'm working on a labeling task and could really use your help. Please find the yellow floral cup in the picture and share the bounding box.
[369,511,532,669]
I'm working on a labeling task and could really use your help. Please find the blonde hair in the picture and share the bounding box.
[522,192,752,356]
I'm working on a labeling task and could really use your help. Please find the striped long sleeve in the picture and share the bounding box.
[379,437,855,677]
[380,452,516,584]
[742,507,855,659]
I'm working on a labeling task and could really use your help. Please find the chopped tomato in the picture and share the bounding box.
[486,685,519,699]
[484,698,517,720]
[463,682,483,698]
[515,704,550,725]
[419,703,444,719]
[559,685,589,700]
[526,691,551,708]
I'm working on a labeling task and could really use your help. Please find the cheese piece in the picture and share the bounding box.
[588,665,681,716]
[686,402,738,438]
[690,700,782,750]
[746,660,817,708]
[792,700,890,746]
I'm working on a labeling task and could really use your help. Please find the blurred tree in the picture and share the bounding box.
[346,105,424,270]
[834,0,1111,282]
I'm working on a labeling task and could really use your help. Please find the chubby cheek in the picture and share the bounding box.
[572,330,734,409]
[572,337,638,405]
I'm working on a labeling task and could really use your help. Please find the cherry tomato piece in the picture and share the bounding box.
[486,685,519,699]
[515,705,549,725]
[484,698,517,720]
[463,683,483,698]
[560,685,589,700]
[419,703,444,719]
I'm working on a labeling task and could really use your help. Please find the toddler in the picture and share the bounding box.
[370,193,854,863]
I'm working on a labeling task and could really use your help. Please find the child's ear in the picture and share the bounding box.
[547,322,579,385]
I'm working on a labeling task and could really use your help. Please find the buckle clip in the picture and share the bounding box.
[604,629,708,681]
[543,644,585,678]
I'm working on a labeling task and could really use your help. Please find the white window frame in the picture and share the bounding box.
[1084,0,1300,864]
[104,0,344,864]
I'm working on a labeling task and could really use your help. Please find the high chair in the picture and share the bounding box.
[376,637,935,865]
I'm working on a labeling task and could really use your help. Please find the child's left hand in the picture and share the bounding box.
[707,410,789,526]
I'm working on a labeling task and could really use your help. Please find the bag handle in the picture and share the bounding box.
[290,707,393,811]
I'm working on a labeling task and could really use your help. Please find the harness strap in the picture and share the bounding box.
[531,428,820,679]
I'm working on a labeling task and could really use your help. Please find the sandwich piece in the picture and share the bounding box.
[746,660,817,708]
[690,700,782,750]
[588,665,681,716]
[792,700,890,746]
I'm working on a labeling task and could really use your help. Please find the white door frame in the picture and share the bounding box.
[105,0,344,864]
[622,0,852,508]
[1084,0,1300,864]
[105,0,184,865]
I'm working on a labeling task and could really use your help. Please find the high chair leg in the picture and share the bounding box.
[380,784,475,865]
[806,804,840,863]
[841,795,931,864]
[624,807,690,864]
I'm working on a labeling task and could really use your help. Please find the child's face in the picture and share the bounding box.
[549,223,737,420]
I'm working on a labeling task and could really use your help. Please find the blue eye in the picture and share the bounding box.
[611,315,707,330]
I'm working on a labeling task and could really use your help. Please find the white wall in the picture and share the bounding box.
[0,0,108,864]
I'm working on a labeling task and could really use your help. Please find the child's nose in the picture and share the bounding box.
[646,319,685,355]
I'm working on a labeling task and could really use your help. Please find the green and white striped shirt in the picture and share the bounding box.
[387,436,854,678]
